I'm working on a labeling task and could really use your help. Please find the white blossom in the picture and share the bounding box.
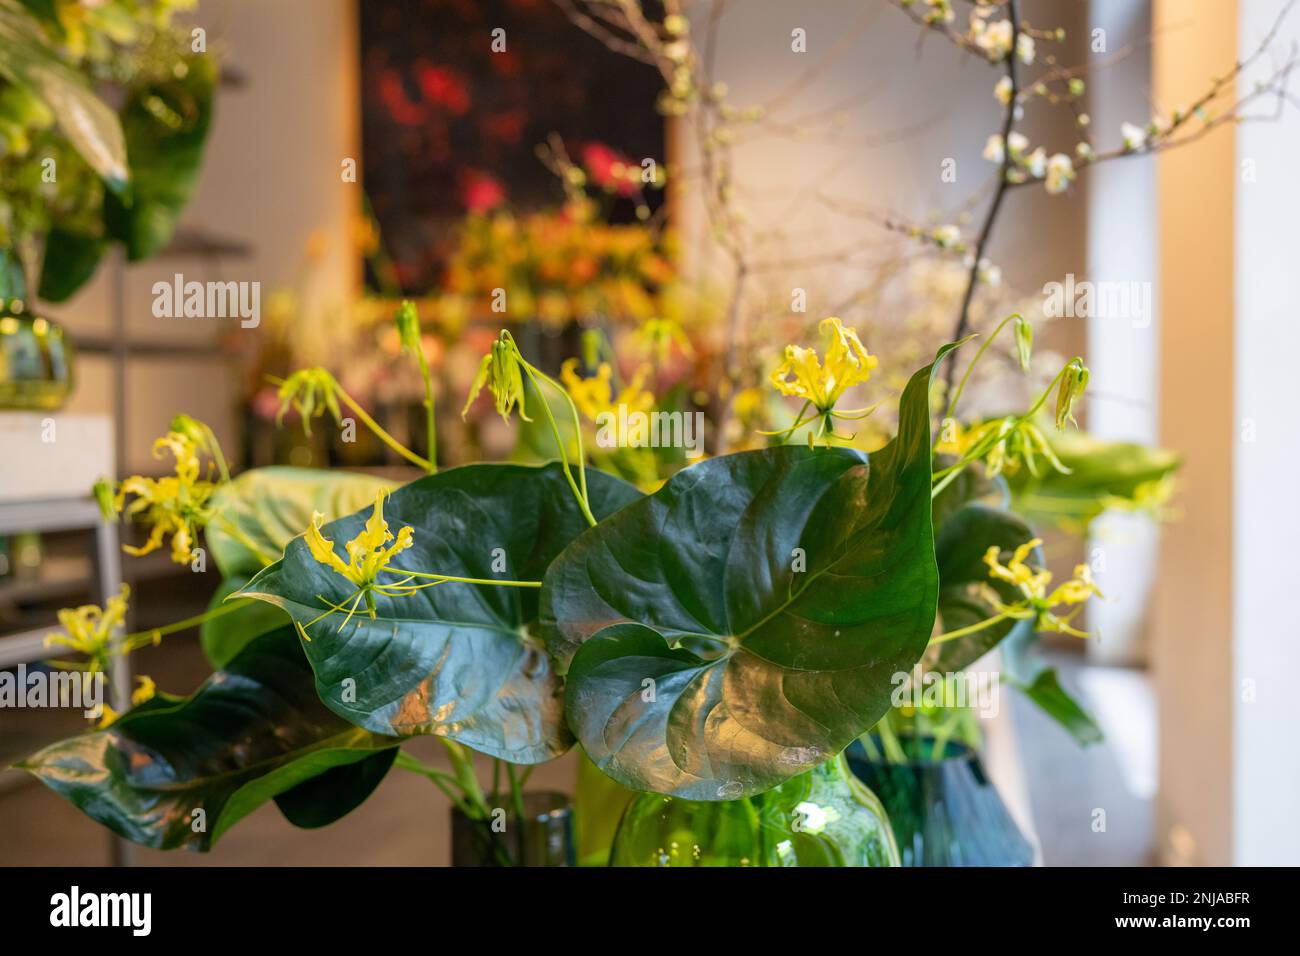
[1017,33,1035,65]
[983,133,1005,162]
[994,76,1013,105]
[1025,146,1047,178]
[1044,153,1075,194]
[932,224,961,248]
[1120,121,1148,151]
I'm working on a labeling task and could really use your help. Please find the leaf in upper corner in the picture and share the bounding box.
[17,626,400,851]
[541,344,959,800]
[239,462,642,764]
[0,3,128,188]
[103,53,217,259]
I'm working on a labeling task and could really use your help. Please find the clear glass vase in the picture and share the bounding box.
[845,739,1035,866]
[609,754,899,867]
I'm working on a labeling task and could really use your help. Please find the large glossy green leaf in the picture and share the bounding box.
[0,2,127,188]
[16,626,400,851]
[103,53,216,260]
[205,466,398,579]
[542,346,956,799]
[1007,429,1180,531]
[240,463,642,764]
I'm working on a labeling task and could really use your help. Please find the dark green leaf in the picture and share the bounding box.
[273,748,398,829]
[930,467,1038,672]
[0,247,25,299]
[240,463,642,764]
[17,626,400,851]
[37,226,104,302]
[205,466,397,579]
[200,575,288,669]
[103,54,216,259]
[1010,667,1103,746]
[543,345,958,799]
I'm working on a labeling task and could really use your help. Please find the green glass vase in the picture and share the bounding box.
[0,299,74,410]
[609,754,899,867]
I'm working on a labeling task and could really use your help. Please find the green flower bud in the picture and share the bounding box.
[1013,314,1033,372]
[394,300,421,355]
[1054,358,1089,430]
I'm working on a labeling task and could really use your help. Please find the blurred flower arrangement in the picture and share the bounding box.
[0,0,215,302]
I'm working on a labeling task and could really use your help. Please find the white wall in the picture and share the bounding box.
[1233,0,1300,868]
[1086,1,1160,667]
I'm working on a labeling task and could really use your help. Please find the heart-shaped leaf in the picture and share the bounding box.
[240,463,642,764]
[542,346,956,799]
[206,466,398,578]
[16,626,399,851]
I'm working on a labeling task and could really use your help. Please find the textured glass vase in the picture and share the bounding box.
[0,302,74,411]
[610,754,899,867]
[845,740,1034,866]
[450,791,575,866]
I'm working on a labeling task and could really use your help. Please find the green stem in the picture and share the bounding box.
[120,599,251,652]
[394,750,478,818]
[506,762,527,825]
[927,612,1012,647]
[875,710,909,764]
[945,313,1019,422]
[441,740,490,818]
[415,346,438,475]
[394,570,542,588]
[334,383,434,472]
[520,365,597,527]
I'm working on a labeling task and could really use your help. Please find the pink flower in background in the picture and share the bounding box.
[460,170,505,213]
[582,141,636,196]
[416,62,470,116]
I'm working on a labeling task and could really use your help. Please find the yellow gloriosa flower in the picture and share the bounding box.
[770,317,878,411]
[634,317,694,363]
[560,359,654,422]
[306,491,415,591]
[981,540,1103,637]
[96,677,158,730]
[275,368,342,436]
[954,416,1070,478]
[44,585,131,671]
[114,431,218,564]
